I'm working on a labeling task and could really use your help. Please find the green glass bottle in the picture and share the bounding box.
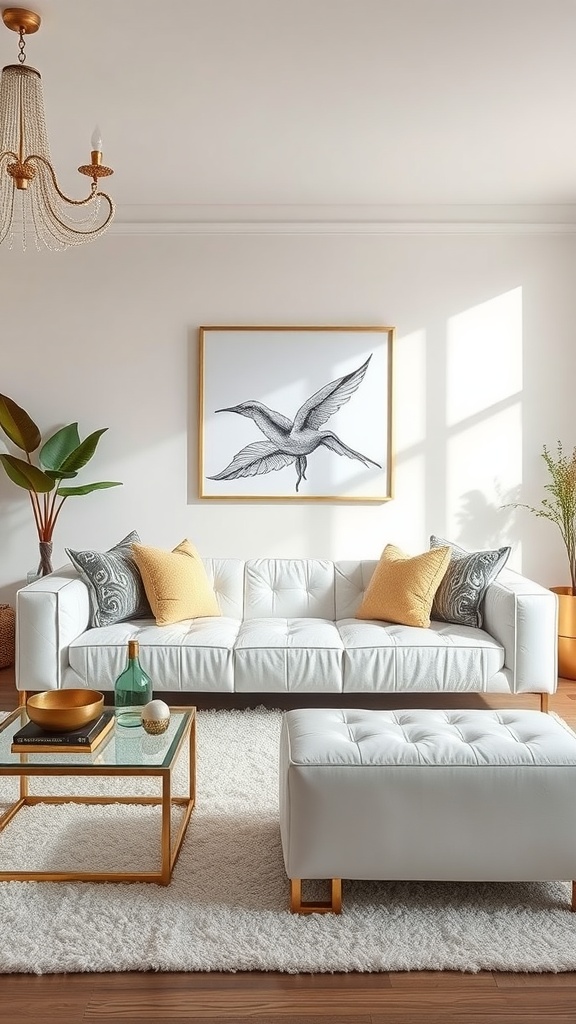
[114,639,152,728]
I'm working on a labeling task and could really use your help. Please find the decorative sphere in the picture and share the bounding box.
[141,699,170,735]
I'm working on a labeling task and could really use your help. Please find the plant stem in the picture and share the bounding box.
[47,495,68,537]
[24,451,44,541]
[44,487,61,541]
[28,490,41,539]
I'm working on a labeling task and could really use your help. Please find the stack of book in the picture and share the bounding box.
[11,709,115,754]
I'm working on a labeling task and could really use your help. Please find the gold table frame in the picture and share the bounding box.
[0,706,196,885]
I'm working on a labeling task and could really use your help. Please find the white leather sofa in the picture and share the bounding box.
[15,557,557,700]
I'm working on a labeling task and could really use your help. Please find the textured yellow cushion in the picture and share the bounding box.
[132,539,221,626]
[356,543,451,628]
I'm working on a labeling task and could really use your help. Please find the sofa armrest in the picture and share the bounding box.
[482,568,558,693]
[16,566,90,692]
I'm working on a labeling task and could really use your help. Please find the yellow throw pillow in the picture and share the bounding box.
[132,539,221,626]
[356,543,451,628]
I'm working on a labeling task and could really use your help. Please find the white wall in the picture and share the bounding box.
[1,227,574,604]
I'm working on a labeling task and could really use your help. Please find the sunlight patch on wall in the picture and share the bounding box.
[445,288,523,567]
[447,287,522,426]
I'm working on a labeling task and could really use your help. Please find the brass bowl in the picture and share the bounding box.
[26,689,104,732]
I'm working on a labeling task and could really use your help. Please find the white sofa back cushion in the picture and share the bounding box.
[243,559,336,620]
[335,560,380,619]
[203,557,245,619]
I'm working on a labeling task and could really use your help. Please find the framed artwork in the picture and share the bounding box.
[198,325,394,501]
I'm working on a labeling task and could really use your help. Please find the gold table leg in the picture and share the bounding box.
[290,878,342,914]
[161,770,171,885]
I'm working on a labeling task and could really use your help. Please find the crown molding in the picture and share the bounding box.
[110,203,576,235]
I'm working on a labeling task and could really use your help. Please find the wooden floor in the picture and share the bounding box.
[2,667,576,1023]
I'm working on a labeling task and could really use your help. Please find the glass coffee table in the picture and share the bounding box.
[0,705,196,884]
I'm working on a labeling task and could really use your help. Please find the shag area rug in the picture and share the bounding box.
[1,707,576,975]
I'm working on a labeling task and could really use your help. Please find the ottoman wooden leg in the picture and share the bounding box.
[290,878,342,914]
[572,881,576,911]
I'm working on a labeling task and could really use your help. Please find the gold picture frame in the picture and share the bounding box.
[198,325,394,502]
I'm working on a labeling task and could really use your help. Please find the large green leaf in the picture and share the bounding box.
[59,428,108,474]
[39,423,81,471]
[0,454,54,492]
[44,469,78,481]
[57,480,122,497]
[0,395,41,453]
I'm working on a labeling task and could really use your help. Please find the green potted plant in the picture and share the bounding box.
[0,394,121,577]
[509,440,576,678]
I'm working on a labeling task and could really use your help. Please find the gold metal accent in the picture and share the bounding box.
[17,689,26,707]
[0,707,196,884]
[198,325,395,503]
[127,639,139,659]
[26,688,104,731]
[78,149,114,181]
[143,718,170,735]
[1,62,40,77]
[7,157,34,188]
[78,163,114,179]
[2,8,41,34]
[550,587,576,680]
[290,878,342,914]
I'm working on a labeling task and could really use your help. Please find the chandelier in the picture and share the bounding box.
[0,7,114,250]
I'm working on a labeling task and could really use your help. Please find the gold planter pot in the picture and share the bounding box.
[551,587,576,679]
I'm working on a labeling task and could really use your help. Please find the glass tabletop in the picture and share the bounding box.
[0,708,194,769]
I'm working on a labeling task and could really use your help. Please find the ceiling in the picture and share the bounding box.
[5,0,576,222]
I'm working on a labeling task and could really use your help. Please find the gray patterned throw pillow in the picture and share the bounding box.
[430,535,510,628]
[66,531,151,628]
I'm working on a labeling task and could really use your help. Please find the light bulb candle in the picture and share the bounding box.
[78,126,113,182]
[90,125,102,166]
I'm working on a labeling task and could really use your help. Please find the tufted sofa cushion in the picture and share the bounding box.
[234,617,344,692]
[244,559,336,619]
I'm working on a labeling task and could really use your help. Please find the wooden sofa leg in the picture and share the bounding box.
[18,690,27,708]
[571,882,576,912]
[540,693,550,714]
[290,878,342,914]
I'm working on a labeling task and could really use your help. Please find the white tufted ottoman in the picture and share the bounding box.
[279,708,576,913]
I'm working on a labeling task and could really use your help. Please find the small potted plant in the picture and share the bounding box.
[509,441,576,678]
[0,394,121,577]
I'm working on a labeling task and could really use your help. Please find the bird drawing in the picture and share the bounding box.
[208,355,381,492]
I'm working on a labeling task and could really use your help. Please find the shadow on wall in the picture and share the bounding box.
[454,485,521,551]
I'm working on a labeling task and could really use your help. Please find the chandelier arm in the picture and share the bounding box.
[23,154,115,236]
[25,154,114,209]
